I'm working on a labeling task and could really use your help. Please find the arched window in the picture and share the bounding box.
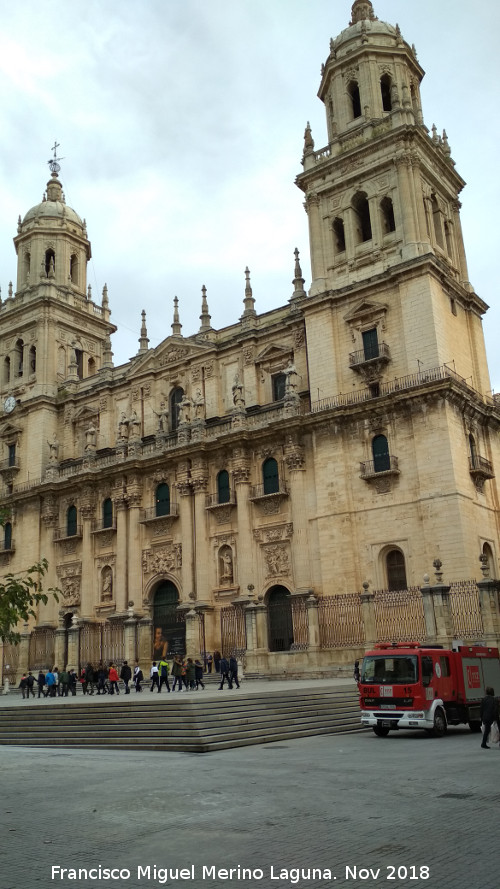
[88,357,96,376]
[24,252,31,283]
[66,505,77,537]
[372,435,390,473]
[4,522,12,551]
[268,586,294,652]
[482,543,496,579]
[102,498,113,529]
[431,195,443,248]
[469,434,477,468]
[444,221,453,258]
[155,483,170,517]
[380,197,396,233]
[217,470,230,504]
[386,549,407,591]
[272,373,286,402]
[352,192,372,243]
[169,387,184,432]
[263,457,279,495]
[348,80,362,119]
[45,248,55,277]
[14,339,24,377]
[75,348,84,379]
[70,254,78,285]
[333,217,346,253]
[29,345,36,374]
[380,74,392,112]
[4,356,10,384]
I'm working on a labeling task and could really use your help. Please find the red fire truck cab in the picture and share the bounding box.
[359,642,500,737]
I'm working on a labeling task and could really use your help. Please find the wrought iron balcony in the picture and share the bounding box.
[139,503,179,523]
[206,491,237,509]
[349,342,391,371]
[53,525,83,542]
[360,456,400,479]
[249,480,289,500]
[469,454,494,480]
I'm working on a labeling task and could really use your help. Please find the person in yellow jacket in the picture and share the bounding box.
[158,657,170,693]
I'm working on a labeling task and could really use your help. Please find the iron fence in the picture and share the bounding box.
[373,587,426,642]
[318,593,365,648]
[220,605,247,657]
[449,580,484,640]
[28,627,56,671]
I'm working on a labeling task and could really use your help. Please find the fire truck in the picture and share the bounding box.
[359,642,500,737]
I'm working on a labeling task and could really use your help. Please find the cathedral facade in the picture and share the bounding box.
[1,1,499,679]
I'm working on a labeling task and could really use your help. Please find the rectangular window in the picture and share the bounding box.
[362,328,379,360]
[8,444,16,467]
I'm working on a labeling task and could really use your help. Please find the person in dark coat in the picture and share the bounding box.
[120,661,132,694]
[480,686,500,748]
[68,670,78,696]
[96,663,107,695]
[218,655,233,690]
[37,671,46,698]
[213,650,221,673]
[228,656,240,689]
[171,656,184,692]
[26,672,36,698]
[194,660,205,690]
[353,660,361,683]
[185,658,196,690]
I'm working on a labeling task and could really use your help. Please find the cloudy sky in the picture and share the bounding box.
[1,0,499,388]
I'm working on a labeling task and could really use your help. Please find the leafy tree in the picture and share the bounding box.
[0,557,59,644]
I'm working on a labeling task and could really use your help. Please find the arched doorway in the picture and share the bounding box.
[267,585,294,652]
[152,581,185,658]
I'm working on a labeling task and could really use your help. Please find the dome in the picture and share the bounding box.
[21,173,84,229]
[331,2,403,58]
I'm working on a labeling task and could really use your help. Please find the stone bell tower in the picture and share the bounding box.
[296,0,490,397]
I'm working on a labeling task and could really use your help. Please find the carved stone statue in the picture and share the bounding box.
[284,361,299,397]
[177,395,191,426]
[85,423,97,451]
[118,412,129,441]
[154,401,169,433]
[101,567,113,602]
[232,373,245,409]
[192,388,205,420]
[47,433,59,463]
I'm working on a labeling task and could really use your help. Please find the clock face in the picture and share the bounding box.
[3,396,16,414]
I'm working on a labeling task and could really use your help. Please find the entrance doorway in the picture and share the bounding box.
[152,581,186,658]
[268,586,294,651]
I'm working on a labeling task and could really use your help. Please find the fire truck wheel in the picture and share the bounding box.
[431,708,447,737]
[372,726,390,737]
[468,720,481,733]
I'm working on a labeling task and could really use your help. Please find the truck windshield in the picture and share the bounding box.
[361,655,418,684]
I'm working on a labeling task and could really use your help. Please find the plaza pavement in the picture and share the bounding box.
[0,676,496,889]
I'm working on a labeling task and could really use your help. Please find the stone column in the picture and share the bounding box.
[54,627,67,670]
[395,154,418,256]
[66,621,80,671]
[451,199,471,288]
[137,617,152,666]
[176,467,194,604]
[191,464,209,603]
[232,457,253,593]
[306,192,326,291]
[285,440,312,595]
[18,627,31,676]
[80,504,95,616]
[420,579,437,643]
[422,562,453,646]
[306,595,320,652]
[254,600,269,652]
[360,585,376,646]
[477,579,500,646]
[124,613,138,663]
[410,157,430,246]
[126,487,143,615]
[185,608,199,658]
[114,494,128,614]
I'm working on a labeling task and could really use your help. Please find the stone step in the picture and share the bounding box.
[0,688,362,752]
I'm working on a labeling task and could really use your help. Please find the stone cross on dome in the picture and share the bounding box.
[47,140,64,176]
[350,1,377,25]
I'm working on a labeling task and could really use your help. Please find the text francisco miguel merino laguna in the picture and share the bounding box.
[51,865,339,884]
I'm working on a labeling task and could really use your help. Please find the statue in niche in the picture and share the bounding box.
[177,395,191,426]
[47,433,59,463]
[192,389,205,420]
[129,409,141,439]
[154,401,169,433]
[284,360,299,397]
[118,412,129,441]
[232,373,245,409]
[85,422,97,451]
[219,546,234,585]
[101,567,113,602]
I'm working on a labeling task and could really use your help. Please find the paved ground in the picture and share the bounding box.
[1,681,496,889]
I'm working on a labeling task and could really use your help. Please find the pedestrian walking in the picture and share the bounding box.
[354,660,361,683]
[171,656,184,692]
[45,668,56,697]
[195,659,205,690]
[133,662,143,692]
[68,669,78,696]
[108,664,120,695]
[53,667,60,696]
[37,671,46,698]
[480,686,500,749]
[19,674,29,699]
[96,663,107,695]
[158,658,170,693]
[214,650,221,673]
[26,671,36,698]
[229,655,240,689]
[59,668,70,697]
[80,668,88,695]
[206,653,213,673]
[218,655,233,690]
[85,663,95,695]
[120,661,132,694]
[185,658,196,690]
[150,661,160,692]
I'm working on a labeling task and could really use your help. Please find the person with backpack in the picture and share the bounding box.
[171,656,184,692]
[158,657,170,693]
[133,662,143,692]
